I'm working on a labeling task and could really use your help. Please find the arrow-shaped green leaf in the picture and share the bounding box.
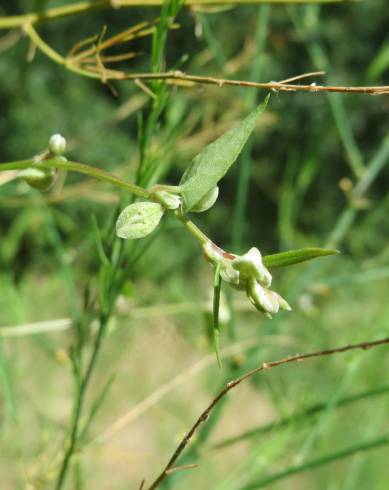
[180,95,270,213]
[263,248,339,269]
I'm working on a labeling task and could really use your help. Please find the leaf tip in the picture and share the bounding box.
[322,248,340,256]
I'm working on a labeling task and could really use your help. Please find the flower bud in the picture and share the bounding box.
[49,134,66,156]
[246,278,291,318]
[246,278,279,316]
[272,291,292,311]
[232,247,272,287]
[19,167,56,191]
[152,190,181,210]
[220,262,240,286]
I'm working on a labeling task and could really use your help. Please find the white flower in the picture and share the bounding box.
[203,242,291,318]
[246,277,291,318]
[232,247,272,287]
[220,262,240,286]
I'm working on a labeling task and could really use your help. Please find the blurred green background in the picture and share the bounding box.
[0,1,388,489]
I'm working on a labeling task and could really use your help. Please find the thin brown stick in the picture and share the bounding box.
[118,70,389,95]
[277,71,325,83]
[165,464,198,475]
[145,336,389,490]
[22,24,388,96]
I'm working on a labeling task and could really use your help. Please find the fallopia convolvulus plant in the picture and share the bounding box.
[110,94,337,361]
[2,95,337,364]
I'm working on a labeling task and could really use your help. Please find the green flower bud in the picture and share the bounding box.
[19,167,56,191]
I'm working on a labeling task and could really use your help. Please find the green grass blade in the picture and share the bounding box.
[213,384,389,449]
[240,434,389,489]
[213,264,223,368]
[79,374,116,443]
[0,342,17,422]
[91,215,110,267]
[232,5,270,252]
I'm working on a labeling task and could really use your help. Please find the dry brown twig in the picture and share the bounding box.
[144,336,389,490]
[118,70,389,95]
[21,22,389,96]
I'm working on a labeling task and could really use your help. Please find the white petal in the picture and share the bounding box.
[232,247,272,286]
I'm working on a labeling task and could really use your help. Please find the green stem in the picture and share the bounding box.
[354,134,389,196]
[23,23,112,80]
[0,156,213,247]
[0,157,149,198]
[241,434,389,489]
[55,312,110,490]
[49,159,149,197]
[174,210,209,246]
[0,159,36,171]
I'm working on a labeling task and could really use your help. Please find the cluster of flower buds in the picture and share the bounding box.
[20,134,67,192]
[203,242,291,318]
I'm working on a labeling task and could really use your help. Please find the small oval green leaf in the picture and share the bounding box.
[180,95,270,213]
[116,202,164,240]
[191,185,219,213]
[263,248,339,269]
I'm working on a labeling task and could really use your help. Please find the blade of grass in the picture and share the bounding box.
[79,374,116,443]
[240,434,389,489]
[232,5,270,252]
[0,342,17,422]
[288,5,365,178]
[213,384,389,449]
[213,264,222,368]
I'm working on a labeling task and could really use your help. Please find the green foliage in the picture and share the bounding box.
[180,96,269,213]
[263,247,339,268]
[0,1,388,489]
[116,202,165,239]
[190,185,219,213]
